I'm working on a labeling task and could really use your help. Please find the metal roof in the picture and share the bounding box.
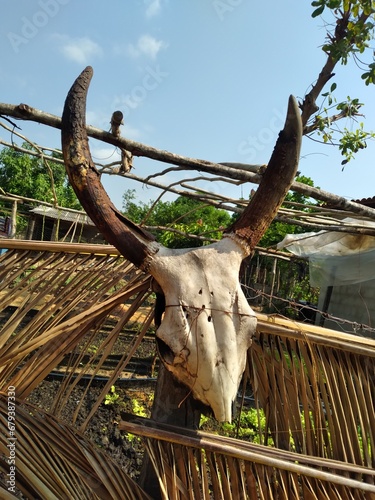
[352,196,375,208]
[30,206,95,226]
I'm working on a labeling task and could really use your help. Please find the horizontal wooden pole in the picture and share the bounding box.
[256,312,375,356]
[0,238,120,256]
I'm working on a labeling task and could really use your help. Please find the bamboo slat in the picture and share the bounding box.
[0,238,119,255]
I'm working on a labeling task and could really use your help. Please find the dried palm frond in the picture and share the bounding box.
[0,396,150,499]
[120,416,375,499]
[1,242,375,498]
[251,314,375,467]
[0,245,154,428]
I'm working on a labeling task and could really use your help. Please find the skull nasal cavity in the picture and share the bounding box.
[198,289,202,295]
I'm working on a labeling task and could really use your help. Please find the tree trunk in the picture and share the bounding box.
[138,364,202,498]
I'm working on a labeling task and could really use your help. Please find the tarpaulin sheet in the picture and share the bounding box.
[277,219,375,287]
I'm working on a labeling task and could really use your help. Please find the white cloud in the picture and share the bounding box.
[86,110,108,129]
[91,147,121,162]
[127,34,167,60]
[55,35,103,64]
[86,110,142,140]
[112,43,128,57]
[122,123,142,140]
[145,0,161,18]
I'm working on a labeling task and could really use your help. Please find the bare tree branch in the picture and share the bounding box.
[2,101,375,220]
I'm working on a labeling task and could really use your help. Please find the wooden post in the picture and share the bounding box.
[26,217,36,240]
[138,364,202,498]
[10,201,17,238]
[269,258,277,308]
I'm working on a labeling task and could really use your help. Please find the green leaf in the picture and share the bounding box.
[312,5,325,17]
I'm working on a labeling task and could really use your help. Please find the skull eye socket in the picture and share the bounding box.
[207,315,212,322]
[156,337,174,365]
[182,305,189,319]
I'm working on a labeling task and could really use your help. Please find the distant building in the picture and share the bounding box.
[27,206,105,244]
[0,216,11,238]
[0,215,11,255]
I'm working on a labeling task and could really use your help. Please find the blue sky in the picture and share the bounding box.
[1,0,374,210]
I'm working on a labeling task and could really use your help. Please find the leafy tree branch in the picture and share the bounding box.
[301,0,375,164]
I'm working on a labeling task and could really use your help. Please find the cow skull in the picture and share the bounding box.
[149,237,256,421]
[61,67,302,422]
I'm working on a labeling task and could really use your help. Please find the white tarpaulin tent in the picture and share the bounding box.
[277,219,375,288]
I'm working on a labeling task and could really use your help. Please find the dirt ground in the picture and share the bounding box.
[27,379,156,480]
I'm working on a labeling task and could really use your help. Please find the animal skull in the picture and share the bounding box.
[61,67,302,422]
[150,237,256,421]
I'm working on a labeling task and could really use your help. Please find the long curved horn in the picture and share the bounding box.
[61,66,159,269]
[225,95,302,252]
